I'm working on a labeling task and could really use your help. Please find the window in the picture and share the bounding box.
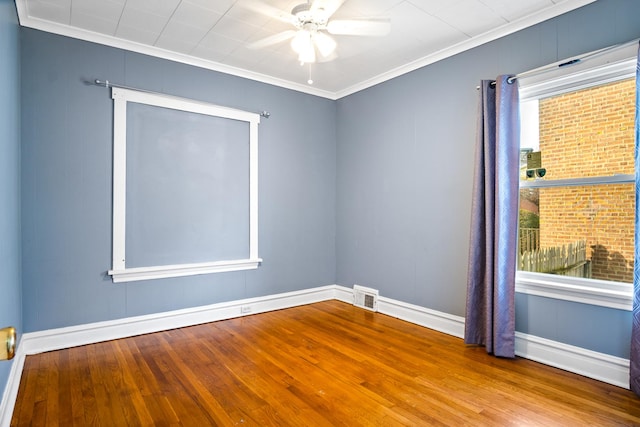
[516,42,637,310]
[108,88,261,283]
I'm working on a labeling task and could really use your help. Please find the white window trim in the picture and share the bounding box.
[107,88,261,283]
[520,174,634,188]
[518,40,638,102]
[516,272,632,311]
[516,41,637,310]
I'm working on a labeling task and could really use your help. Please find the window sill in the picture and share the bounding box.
[108,258,262,283]
[515,272,632,311]
[520,174,634,188]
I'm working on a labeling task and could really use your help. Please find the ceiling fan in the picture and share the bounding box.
[245,0,390,64]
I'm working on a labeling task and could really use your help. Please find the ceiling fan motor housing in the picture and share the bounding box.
[291,3,328,29]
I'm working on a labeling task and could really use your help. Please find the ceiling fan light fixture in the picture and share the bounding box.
[298,46,316,64]
[291,30,310,53]
[291,30,316,63]
[313,31,336,57]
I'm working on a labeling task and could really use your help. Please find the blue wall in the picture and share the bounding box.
[336,0,640,359]
[20,29,336,332]
[0,0,21,398]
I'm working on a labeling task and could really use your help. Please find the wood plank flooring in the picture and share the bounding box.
[11,300,640,426]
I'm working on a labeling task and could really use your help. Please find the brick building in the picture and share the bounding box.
[536,78,635,282]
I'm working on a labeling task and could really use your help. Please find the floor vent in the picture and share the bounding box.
[353,285,379,312]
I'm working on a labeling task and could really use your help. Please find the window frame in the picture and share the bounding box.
[107,87,261,283]
[516,42,637,311]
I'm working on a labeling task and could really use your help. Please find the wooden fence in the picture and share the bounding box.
[518,240,591,278]
[519,228,540,253]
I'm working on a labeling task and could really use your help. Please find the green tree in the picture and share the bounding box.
[519,210,539,229]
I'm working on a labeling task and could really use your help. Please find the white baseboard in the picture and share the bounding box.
[373,295,629,390]
[0,284,630,426]
[514,331,630,389]
[0,351,25,427]
[333,284,354,303]
[20,285,339,355]
[377,297,466,338]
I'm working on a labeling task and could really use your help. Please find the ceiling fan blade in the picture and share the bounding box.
[248,30,297,50]
[327,19,391,36]
[310,0,345,20]
[238,0,295,25]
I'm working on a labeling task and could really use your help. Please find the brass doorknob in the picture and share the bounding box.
[0,327,16,360]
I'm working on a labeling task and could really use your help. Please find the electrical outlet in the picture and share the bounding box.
[241,305,252,314]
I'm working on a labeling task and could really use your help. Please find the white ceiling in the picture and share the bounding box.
[15,0,596,99]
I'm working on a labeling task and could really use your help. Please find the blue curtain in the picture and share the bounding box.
[465,76,520,358]
[631,42,640,395]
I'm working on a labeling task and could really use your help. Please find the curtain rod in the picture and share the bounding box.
[476,38,639,90]
[88,79,271,119]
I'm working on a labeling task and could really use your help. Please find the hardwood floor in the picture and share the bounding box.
[11,300,640,426]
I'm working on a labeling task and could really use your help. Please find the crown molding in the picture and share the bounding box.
[15,0,596,100]
[334,0,597,98]
[14,1,335,99]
